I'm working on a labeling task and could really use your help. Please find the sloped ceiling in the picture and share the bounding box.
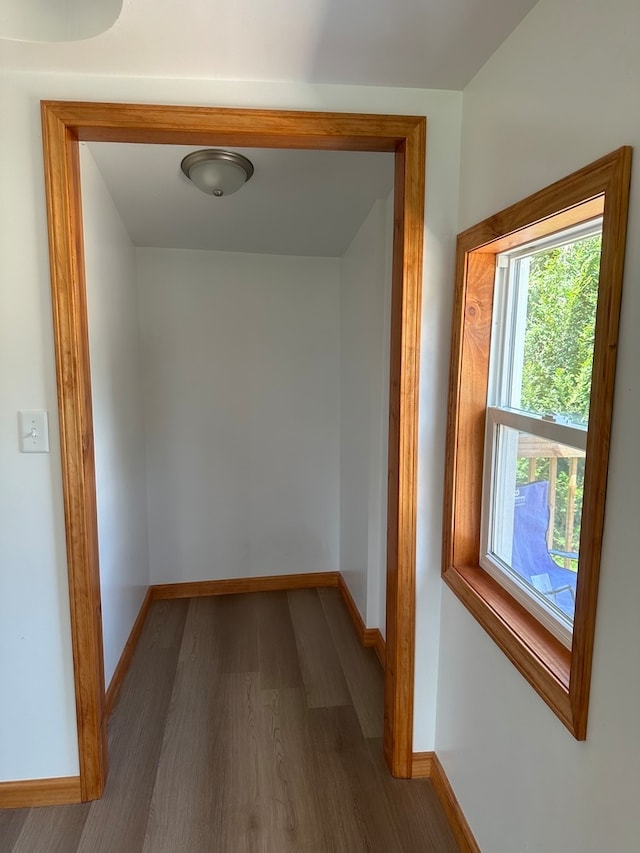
[85,142,395,257]
[16,0,539,255]
[2,0,538,90]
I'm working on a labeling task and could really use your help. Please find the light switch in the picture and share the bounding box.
[19,410,50,453]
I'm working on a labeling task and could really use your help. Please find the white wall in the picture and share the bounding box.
[136,248,340,584]
[339,197,392,632]
[437,2,640,850]
[80,145,150,688]
[0,70,460,780]
[140,194,393,616]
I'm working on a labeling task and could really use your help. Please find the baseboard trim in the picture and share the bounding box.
[337,574,386,668]
[151,571,340,600]
[149,573,386,666]
[0,776,82,809]
[411,750,435,778]
[106,587,153,717]
[413,752,480,853]
[337,574,367,640]
[365,627,386,669]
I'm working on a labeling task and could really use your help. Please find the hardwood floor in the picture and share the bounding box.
[2,589,459,852]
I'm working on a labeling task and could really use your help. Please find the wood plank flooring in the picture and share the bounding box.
[2,589,458,853]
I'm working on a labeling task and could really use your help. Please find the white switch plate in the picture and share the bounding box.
[19,410,49,453]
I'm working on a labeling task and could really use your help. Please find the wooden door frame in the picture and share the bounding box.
[41,100,426,800]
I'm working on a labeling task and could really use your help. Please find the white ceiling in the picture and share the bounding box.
[85,142,395,257]
[2,0,538,90]
[14,0,540,256]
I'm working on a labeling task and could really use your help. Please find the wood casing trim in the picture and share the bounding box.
[384,116,425,779]
[41,100,425,797]
[105,588,153,717]
[442,147,632,739]
[0,776,82,809]
[41,102,108,803]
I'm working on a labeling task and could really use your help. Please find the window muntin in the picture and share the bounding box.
[480,223,601,647]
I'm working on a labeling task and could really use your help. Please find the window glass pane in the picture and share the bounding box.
[490,425,585,623]
[508,232,601,426]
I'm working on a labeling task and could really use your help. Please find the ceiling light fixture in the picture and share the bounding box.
[180,149,254,197]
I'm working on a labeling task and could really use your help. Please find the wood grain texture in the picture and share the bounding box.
[288,588,352,708]
[337,576,387,669]
[442,146,632,740]
[213,671,263,850]
[473,195,604,255]
[257,591,304,690]
[337,574,368,642]
[150,571,339,600]
[41,102,107,803]
[105,588,152,716]
[307,705,377,851]
[447,565,572,718]
[11,803,91,853]
[319,587,385,739]
[366,628,387,669]
[213,592,261,673]
[447,251,495,570]
[322,724,407,852]
[74,599,188,853]
[0,810,29,851]
[0,778,81,810]
[41,98,426,797]
[569,146,633,738]
[40,101,424,150]
[1,592,459,852]
[141,599,228,853]
[458,150,621,255]
[431,755,481,853]
[260,686,328,850]
[368,741,459,853]
[385,117,426,778]
[411,751,435,778]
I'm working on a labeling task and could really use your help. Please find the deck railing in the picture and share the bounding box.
[517,434,585,568]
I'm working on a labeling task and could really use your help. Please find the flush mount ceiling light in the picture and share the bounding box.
[180,149,254,197]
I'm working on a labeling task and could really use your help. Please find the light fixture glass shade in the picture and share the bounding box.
[180,150,254,197]
[1,0,123,42]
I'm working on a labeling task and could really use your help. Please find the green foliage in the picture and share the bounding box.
[516,233,600,565]
[521,234,601,424]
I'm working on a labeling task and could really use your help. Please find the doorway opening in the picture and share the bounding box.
[41,101,426,801]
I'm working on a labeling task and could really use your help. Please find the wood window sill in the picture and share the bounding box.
[443,562,575,734]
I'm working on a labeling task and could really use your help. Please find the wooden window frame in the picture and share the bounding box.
[442,148,632,738]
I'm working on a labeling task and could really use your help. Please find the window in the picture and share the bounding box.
[442,148,631,738]
[481,220,601,648]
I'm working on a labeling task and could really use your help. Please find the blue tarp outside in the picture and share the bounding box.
[511,480,577,619]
